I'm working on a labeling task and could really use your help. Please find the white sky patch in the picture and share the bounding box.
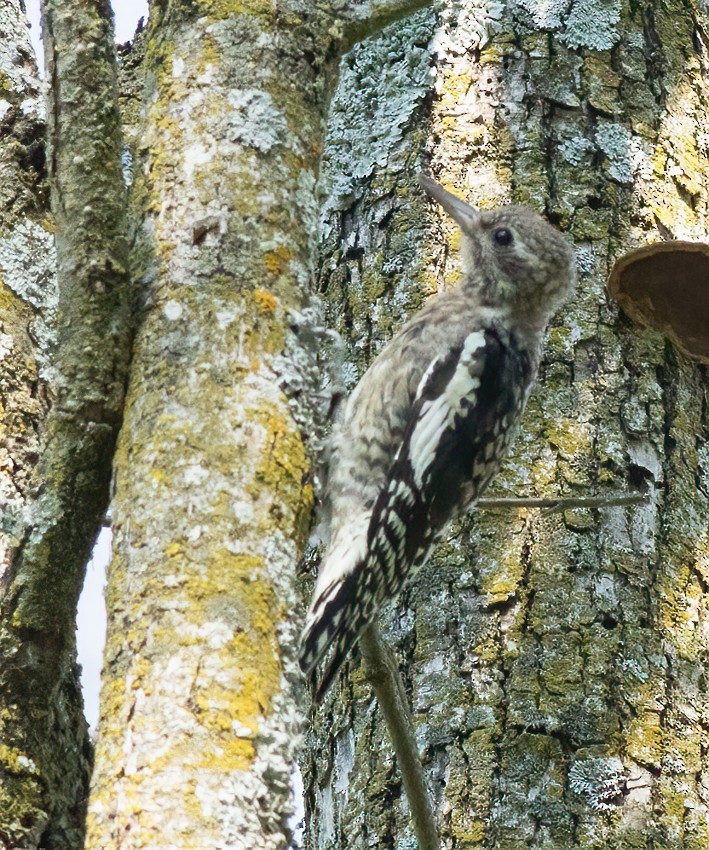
[76,528,110,731]
[288,764,305,849]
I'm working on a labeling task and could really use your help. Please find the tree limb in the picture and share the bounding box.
[7,0,130,630]
[359,623,440,850]
[333,0,435,55]
[0,0,130,842]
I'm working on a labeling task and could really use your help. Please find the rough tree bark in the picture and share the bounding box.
[305,1,709,848]
[0,1,61,844]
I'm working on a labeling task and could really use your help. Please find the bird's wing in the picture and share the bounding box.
[301,328,531,700]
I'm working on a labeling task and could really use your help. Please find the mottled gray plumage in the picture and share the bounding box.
[301,174,576,699]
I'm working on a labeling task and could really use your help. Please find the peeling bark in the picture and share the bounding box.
[306,2,709,848]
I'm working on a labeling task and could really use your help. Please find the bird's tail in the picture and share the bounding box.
[299,565,377,701]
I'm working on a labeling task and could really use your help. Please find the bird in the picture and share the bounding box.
[300,173,576,700]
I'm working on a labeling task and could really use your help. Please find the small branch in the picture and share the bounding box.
[359,624,440,850]
[335,0,434,56]
[477,493,648,513]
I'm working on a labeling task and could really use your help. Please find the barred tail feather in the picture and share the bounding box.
[299,566,377,701]
[300,480,428,699]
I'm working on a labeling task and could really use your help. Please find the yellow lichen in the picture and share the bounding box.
[479,530,525,604]
[545,418,592,459]
[0,745,39,776]
[194,0,274,21]
[262,245,292,277]
[0,281,32,318]
[247,408,313,539]
[165,542,183,558]
[626,695,663,769]
[451,820,485,844]
[253,287,279,313]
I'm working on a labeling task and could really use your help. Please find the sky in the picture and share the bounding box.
[22,0,149,730]
[76,531,110,731]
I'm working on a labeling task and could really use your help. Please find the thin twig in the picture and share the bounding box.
[477,493,648,513]
[359,624,440,850]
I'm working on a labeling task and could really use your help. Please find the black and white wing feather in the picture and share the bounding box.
[300,327,533,699]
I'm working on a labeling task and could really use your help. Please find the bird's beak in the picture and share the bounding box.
[418,173,479,230]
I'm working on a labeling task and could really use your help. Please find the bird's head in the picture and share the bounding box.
[419,174,576,334]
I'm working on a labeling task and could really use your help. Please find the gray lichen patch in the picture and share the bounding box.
[225,89,289,153]
[0,0,43,113]
[561,0,622,51]
[320,8,436,222]
[568,756,627,813]
[0,221,57,376]
[433,0,506,55]
[595,122,647,186]
[516,0,622,50]
[517,0,568,30]
[317,9,463,420]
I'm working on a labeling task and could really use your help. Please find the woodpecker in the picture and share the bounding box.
[301,174,576,700]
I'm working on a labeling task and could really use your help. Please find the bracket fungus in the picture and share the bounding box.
[607,241,709,365]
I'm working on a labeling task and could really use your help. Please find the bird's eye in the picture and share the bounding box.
[493,227,513,247]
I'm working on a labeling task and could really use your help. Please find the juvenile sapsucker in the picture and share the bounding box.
[301,174,576,699]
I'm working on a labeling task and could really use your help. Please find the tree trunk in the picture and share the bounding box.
[85,1,428,847]
[305,2,709,848]
[0,0,128,838]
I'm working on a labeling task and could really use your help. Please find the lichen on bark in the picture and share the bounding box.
[87,0,433,847]
[0,0,133,844]
[0,2,94,846]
